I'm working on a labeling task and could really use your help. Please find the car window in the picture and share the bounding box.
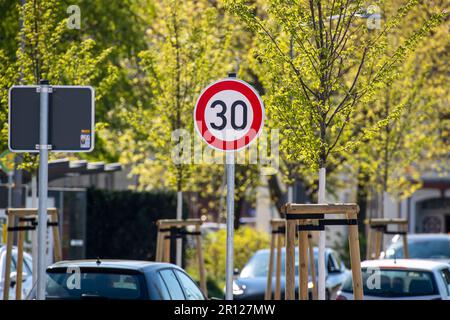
[153,273,171,300]
[341,268,439,297]
[439,268,450,296]
[240,250,317,278]
[332,252,343,270]
[46,270,147,299]
[159,269,185,300]
[327,254,337,272]
[10,254,17,273]
[240,251,271,278]
[174,270,205,300]
[112,275,139,290]
[24,255,33,275]
[386,238,450,259]
[9,252,31,278]
[17,255,32,278]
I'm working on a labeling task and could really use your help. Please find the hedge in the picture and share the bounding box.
[86,188,185,261]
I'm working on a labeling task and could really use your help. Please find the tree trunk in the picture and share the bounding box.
[356,168,369,236]
[317,167,326,300]
[267,175,286,218]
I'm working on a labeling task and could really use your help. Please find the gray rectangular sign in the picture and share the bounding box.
[9,85,95,152]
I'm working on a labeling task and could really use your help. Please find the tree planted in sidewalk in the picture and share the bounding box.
[116,0,236,224]
[226,0,446,299]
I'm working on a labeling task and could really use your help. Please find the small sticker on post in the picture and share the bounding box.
[80,134,91,149]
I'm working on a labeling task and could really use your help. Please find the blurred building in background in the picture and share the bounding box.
[0,158,122,261]
[368,162,450,249]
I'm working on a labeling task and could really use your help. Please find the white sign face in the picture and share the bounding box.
[194,78,264,152]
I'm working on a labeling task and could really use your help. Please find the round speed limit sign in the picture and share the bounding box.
[194,78,265,151]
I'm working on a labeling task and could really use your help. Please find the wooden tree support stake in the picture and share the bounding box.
[365,218,409,259]
[265,219,285,300]
[155,218,207,297]
[2,208,62,300]
[283,203,363,300]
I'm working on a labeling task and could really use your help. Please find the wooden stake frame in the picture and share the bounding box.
[365,218,409,260]
[155,218,207,297]
[283,203,363,300]
[2,208,62,300]
[265,219,284,300]
[265,219,317,300]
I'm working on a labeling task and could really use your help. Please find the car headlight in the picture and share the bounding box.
[233,281,246,295]
[308,281,314,289]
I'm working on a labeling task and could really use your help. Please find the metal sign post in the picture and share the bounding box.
[37,80,50,300]
[224,72,237,301]
[193,73,264,301]
[225,150,235,300]
[8,82,95,300]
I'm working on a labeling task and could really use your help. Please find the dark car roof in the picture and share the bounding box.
[47,260,177,273]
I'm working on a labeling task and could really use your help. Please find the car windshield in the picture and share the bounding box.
[46,269,147,300]
[385,238,450,259]
[240,250,318,278]
[341,268,438,297]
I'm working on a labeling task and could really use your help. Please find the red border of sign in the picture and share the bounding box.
[194,79,265,152]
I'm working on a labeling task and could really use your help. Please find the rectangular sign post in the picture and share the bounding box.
[37,80,50,300]
[8,82,94,300]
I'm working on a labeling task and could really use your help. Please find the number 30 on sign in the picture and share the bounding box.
[194,78,265,152]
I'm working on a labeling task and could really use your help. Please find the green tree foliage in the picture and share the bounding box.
[0,0,447,237]
[116,0,235,195]
[226,0,447,185]
[0,0,118,166]
[0,1,20,58]
[345,1,449,213]
[60,0,153,162]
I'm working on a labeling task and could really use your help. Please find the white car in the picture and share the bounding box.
[336,259,450,300]
[0,245,34,300]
